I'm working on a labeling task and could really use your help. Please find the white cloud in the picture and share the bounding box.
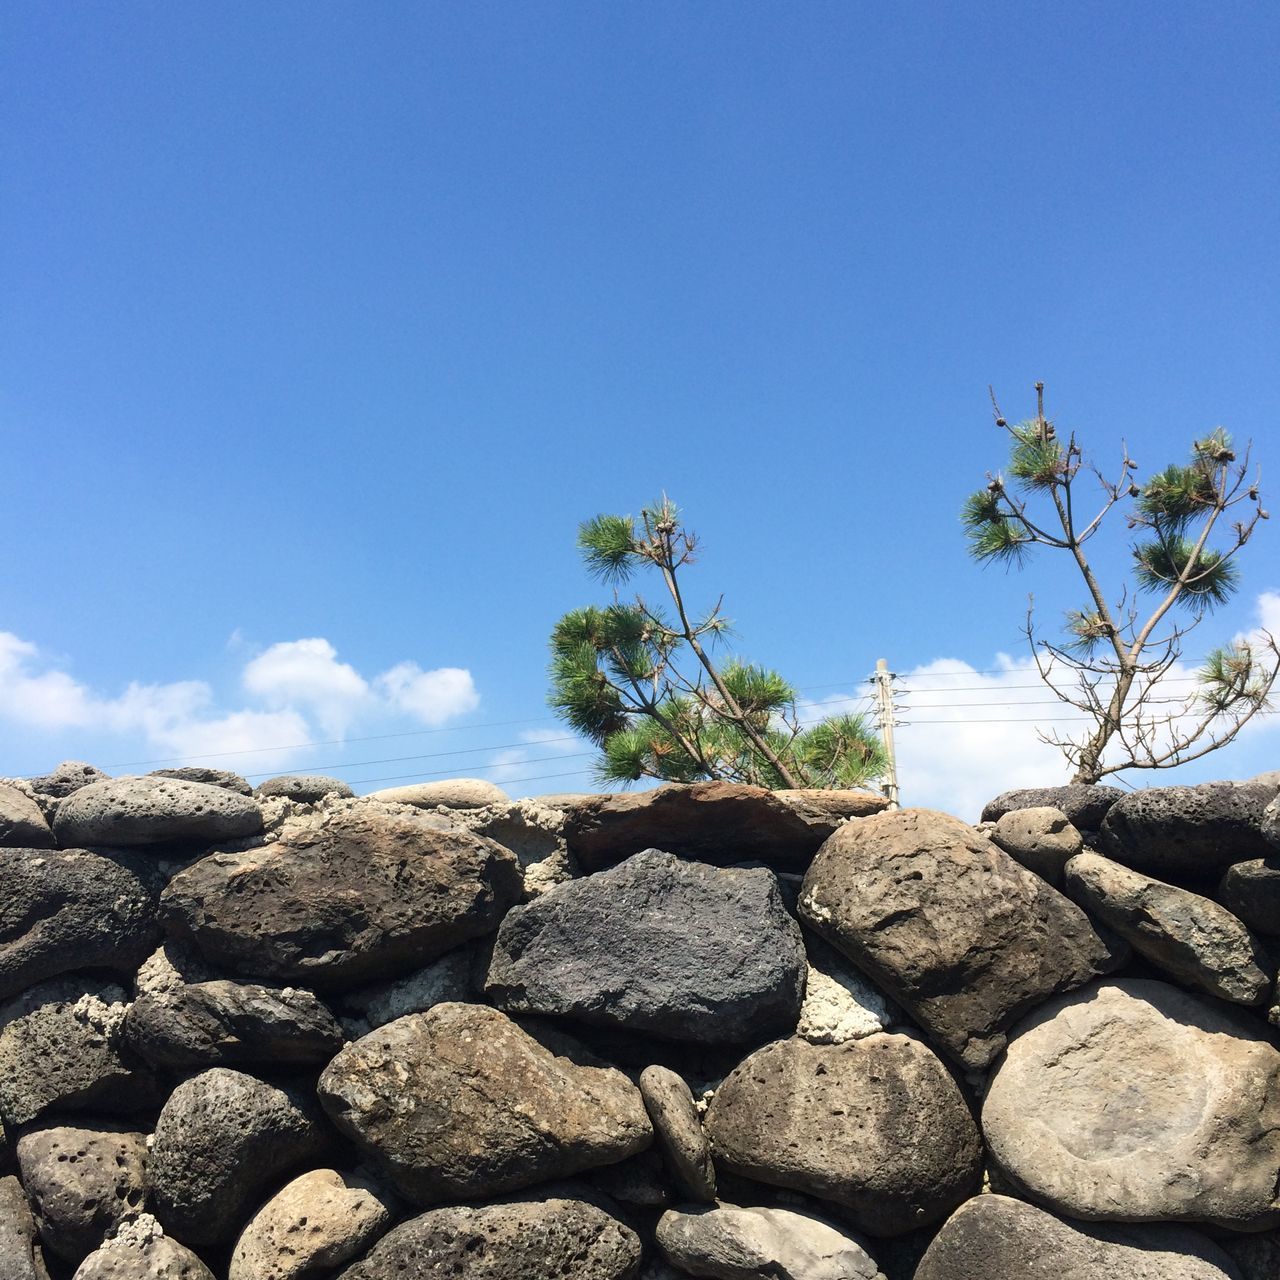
[376,663,479,726]
[243,638,370,735]
[483,727,582,787]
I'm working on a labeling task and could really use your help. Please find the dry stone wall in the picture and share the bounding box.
[0,764,1278,1280]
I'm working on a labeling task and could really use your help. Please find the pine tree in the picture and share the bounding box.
[549,497,887,790]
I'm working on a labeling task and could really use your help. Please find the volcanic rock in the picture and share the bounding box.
[28,761,109,801]
[149,767,253,794]
[0,847,159,1001]
[983,979,1280,1229]
[54,776,263,847]
[148,1068,329,1246]
[981,784,1124,829]
[0,785,54,847]
[71,1214,214,1279]
[0,1174,50,1280]
[639,1066,716,1202]
[485,850,806,1043]
[160,805,521,989]
[798,808,1125,1069]
[990,806,1081,882]
[256,774,354,801]
[317,1002,651,1204]
[367,778,510,808]
[704,1032,982,1236]
[1218,857,1280,935]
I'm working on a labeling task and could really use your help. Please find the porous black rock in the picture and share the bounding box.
[54,776,263,848]
[149,767,253,795]
[980,784,1124,829]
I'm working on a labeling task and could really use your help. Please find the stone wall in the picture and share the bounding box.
[0,764,1278,1280]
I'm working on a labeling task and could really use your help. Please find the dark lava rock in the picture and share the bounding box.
[798,808,1126,1069]
[0,977,162,1126]
[1101,782,1275,879]
[125,980,344,1068]
[1219,857,1280,935]
[0,1174,50,1280]
[15,1124,148,1263]
[160,806,522,989]
[149,767,253,795]
[562,781,889,872]
[704,1032,982,1237]
[317,1002,651,1205]
[0,847,159,1002]
[148,1067,329,1247]
[54,776,263,848]
[28,761,109,800]
[485,850,806,1043]
[333,1195,642,1280]
[980,784,1124,829]
[914,1194,1241,1279]
[1065,851,1272,1005]
[0,785,54,848]
[256,774,354,802]
[1221,1232,1280,1280]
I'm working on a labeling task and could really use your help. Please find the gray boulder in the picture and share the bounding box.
[255,774,354,801]
[148,1068,329,1246]
[1065,852,1272,1004]
[71,1214,215,1280]
[125,980,344,1068]
[639,1066,716,1202]
[990,806,1081,882]
[160,805,522,989]
[1101,782,1275,879]
[0,847,159,1001]
[657,1204,884,1280]
[981,784,1124,829]
[983,979,1280,1230]
[1220,1232,1280,1280]
[317,1002,652,1204]
[54,776,263,847]
[486,850,806,1043]
[915,1194,1242,1279]
[1,1174,51,1280]
[1218,857,1280,935]
[333,1195,641,1280]
[16,1124,147,1264]
[228,1168,395,1280]
[0,785,54,847]
[798,809,1125,1069]
[28,761,109,800]
[150,767,252,795]
[562,781,889,872]
[367,778,510,808]
[0,978,161,1126]
[704,1032,982,1237]
[1264,793,1280,847]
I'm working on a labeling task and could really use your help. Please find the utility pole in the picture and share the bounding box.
[873,658,900,809]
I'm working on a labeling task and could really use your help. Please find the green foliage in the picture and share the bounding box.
[1132,538,1238,608]
[549,499,886,791]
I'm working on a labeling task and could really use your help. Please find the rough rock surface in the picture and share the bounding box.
[28,761,109,800]
[0,847,159,1001]
[563,782,888,872]
[340,944,479,1031]
[228,1168,395,1280]
[639,1066,715,1202]
[334,1195,641,1280]
[125,980,344,1067]
[990,807,1081,882]
[318,1002,652,1204]
[256,774,355,801]
[799,809,1125,1069]
[54,776,263,847]
[0,978,161,1126]
[981,784,1124,829]
[1217,858,1280,935]
[983,979,1280,1229]
[1264,792,1280,845]
[16,1125,147,1263]
[914,1194,1242,1279]
[656,1204,884,1280]
[1065,852,1272,1004]
[149,767,252,795]
[704,1033,982,1237]
[1,1174,50,1280]
[0,785,54,847]
[796,940,896,1044]
[1220,1232,1280,1280]
[148,1068,329,1246]
[71,1214,215,1279]
[160,805,522,988]
[1100,782,1275,878]
[367,778,510,809]
[486,850,806,1043]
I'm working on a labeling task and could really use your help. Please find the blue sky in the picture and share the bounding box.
[3,3,1278,818]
